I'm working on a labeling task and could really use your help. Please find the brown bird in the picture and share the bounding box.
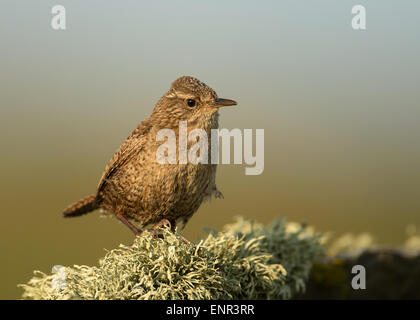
[63,76,237,239]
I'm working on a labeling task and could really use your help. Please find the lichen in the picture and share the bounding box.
[19,217,324,300]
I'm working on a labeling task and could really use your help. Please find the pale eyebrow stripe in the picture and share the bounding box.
[165,92,195,100]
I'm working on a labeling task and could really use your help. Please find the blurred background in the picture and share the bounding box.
[0,0,419,299]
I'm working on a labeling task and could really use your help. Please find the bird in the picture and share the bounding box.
[62,76,237,239]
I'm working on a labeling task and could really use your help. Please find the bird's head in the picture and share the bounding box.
[152,76,237,130]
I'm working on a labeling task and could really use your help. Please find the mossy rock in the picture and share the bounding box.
[20,217,324,300]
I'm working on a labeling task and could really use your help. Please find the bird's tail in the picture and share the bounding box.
[62,194,98,217]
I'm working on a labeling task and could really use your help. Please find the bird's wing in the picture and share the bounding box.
[97,121,151,194]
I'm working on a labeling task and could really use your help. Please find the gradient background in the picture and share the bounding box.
[1,0,419,299]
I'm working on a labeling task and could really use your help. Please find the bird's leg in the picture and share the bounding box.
[180,235,191,245]
[116,214,143,236]
[116,215,191,245]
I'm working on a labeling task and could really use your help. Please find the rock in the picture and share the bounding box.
[298,248,420,299]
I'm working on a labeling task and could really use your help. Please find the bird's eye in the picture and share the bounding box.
[186,99,196,107]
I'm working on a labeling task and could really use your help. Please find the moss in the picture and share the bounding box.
[19,217,324,300]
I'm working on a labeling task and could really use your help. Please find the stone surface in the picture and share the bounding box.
[298,248,420,299]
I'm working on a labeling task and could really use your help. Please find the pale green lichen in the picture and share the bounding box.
[20,217,324,300]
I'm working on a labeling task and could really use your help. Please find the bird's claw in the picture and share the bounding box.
[214,189,224,199]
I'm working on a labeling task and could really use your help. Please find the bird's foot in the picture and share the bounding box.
[146,219,191,245]
[152,219,172,231]
[135,219,172,238]
[214,189,224,199]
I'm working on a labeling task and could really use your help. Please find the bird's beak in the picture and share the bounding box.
[211,98,237,108]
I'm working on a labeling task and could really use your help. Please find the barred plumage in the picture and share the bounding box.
[62,76,237,237]
[63,194,97,217]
